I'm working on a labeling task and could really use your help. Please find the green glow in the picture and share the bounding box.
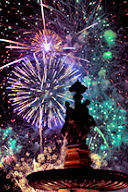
[3,127,12,139]
[83,76,92,86]
[103,51,112,59]
[100,144,107,150]
[83,72,128,160]
[0,126,22,163]
[104,30,116,45]
[11,140,16,150]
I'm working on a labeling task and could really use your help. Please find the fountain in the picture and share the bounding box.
[27,81,128,192]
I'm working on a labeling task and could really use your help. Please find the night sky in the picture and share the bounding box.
[0,0,128,191]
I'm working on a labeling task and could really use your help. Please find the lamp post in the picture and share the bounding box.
[27,81,128,192]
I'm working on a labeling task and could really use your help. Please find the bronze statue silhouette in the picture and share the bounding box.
[61,80,96,145]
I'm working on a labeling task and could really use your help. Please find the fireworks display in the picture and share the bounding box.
[6,55,80,148]
[7,56,80,129]
[0,0,127,191]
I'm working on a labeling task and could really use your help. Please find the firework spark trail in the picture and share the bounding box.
[0,58,25,70]
[39,106,43,151]
[77,22,98,35]
[40,0,46,30]
[7,55,81,145]
[0,39,24,46]
[40,0,49,64]
[95,127,109,148]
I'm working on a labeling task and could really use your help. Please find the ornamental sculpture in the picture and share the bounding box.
[61,80,96,145]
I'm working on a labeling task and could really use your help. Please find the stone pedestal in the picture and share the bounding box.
[64,144,92,169]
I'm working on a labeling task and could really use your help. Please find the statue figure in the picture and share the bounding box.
[61,81,96,145]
